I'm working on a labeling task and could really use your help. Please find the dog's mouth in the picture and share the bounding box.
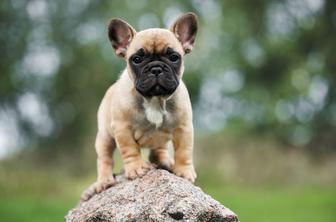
[135,63,179,97]
[136,78,178,97]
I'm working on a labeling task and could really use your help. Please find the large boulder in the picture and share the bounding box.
[66,169,239,222]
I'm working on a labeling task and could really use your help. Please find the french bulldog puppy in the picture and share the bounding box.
[82,13,198,201]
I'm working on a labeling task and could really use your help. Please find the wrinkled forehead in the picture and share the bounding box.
[127,28,183,57]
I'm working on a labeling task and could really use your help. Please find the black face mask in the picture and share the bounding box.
[129,48,182,97]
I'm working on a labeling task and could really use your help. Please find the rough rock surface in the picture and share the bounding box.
[66,169,239,222]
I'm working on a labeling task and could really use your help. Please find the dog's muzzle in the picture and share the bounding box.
[135,62,179,97]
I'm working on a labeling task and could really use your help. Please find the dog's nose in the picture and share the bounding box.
[150,67,163,76]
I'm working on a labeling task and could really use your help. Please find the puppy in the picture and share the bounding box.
[82,13,198,201]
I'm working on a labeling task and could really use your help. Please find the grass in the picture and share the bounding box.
[0,195,76,222]
[0,185,335,222]
[206,186,336,222]
[1,134,335,221]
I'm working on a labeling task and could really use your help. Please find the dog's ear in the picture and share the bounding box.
[170,12,198,54]
[108,19,136,57]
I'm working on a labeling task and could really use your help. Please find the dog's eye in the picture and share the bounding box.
[169,54,180,63]
[132,55,143,65]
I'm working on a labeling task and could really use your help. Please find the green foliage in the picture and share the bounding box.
[0,0,335,153]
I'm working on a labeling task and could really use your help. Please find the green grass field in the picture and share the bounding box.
[1,186,335,222]
[1,137,335,222]
[0,196,74,222]
[207,186,336,222]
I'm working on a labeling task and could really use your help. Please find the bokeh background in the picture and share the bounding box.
[1,0,336,221]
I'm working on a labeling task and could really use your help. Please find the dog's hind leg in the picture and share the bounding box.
[81,132,116,201]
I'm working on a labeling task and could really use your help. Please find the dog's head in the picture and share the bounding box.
[107,13,198,98]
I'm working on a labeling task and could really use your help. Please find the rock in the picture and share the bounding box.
[65,169,239,222]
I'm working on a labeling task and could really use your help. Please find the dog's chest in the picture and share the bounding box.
[143,101,165,128]
[132,98,175,148]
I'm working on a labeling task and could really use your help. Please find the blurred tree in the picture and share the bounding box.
[0,0,335,159]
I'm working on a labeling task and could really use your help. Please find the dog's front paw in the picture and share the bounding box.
[173,164,197,183]
[124,159,153,180]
